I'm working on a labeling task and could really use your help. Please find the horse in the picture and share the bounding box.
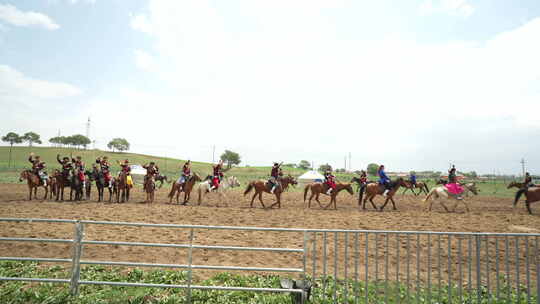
[144,175,156,203]
[401,181,430,196]
[19,170,49,201]
[280,174,298,191]
[197,176,241,207]
[243,175,296,209]
[303,182,354,210]
[423,183,478,213]
[436,178,448,185]
[513,186,540,214]
[116,171,131,203]
[168,173,202,205]
[155,174,171,189]
[350,177,376,207]
[362,178,407,211]
[84,170,94,200]
[69,169,84,201]
[91,166,115,202]
[54,169,72,201]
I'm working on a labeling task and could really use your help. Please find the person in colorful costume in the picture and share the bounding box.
[96,156,112,188]
[324,170,337,195]
[524,172,534,188]
[210,160,224,191]
[143,162,159,186]
[445,165,464,199]
[409,172,417,189]
[57,154,73,180]
[117,159,133,188]
[72,156,86,188]
[178,160,192,191]
[269,162,282,194]
[378,165,391,196]
[29,153,48,186]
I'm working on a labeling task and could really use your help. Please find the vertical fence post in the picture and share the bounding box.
[186,228,195,304]
[476,235,482,304]
[69,221,84,296]
[302,230,309,304]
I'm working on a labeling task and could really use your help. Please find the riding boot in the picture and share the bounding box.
[383,189,389,197]
[43,180,48,187]
[326,188,332,195]
[271,186,276,194]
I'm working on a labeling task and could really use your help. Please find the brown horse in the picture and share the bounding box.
[243,176,296,209]
[303,182,354,209]
[19,170,49,201]
[401,181,430,196]
[144,175,156,203]
[116,172,131,203]
[514,186,540,214]
[362,178,407,211]
[155,174,171,189]
[54,170,71,201]
[168,173,202,205]
[281,174,298,191]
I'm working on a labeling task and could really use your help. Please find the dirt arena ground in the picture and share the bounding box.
[1,183,539,285]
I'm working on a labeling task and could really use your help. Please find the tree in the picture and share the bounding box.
[220,150,241,169]
[2,132,22,168]
[107,138,130,152]
[318,163,332,172]
[49,136,61,147]
[367,163,379,176]
[298,160,311,170]
[283,163,297,168]
[68,134,91,149]
[22,132,42,147]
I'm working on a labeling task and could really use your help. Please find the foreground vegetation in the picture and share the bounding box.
[0,261,536,303]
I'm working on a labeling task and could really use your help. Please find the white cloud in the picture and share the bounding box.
[419,0,474,17]
[130,13,152,34]
[0,4,60,30]
[0,65,82,99]
[111,1,540,171]
[133,49,156,71]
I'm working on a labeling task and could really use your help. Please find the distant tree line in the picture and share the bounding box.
[49,134,91,149]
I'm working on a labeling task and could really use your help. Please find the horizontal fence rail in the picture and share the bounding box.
[1,217,539,303]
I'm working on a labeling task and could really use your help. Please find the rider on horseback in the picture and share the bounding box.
[118,159,133,188]
[57,154,73,178]
[524,172,535,188]
[96,156,112,188]
[178,160,191,191]
[448,165,457,183]
[29,153,48,186]
[324,170,337,195]
[210,160,224,191]
[270,162,282,194]
[143,162,159,185]
[378,165,391,197]
[72,156,86,188]
[409,171,417,188]
[446,165,464,199]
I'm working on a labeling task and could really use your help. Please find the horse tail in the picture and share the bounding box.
[514,188,526,208]
[303,184,310,202]
[197,184,202,203]
[244,182,254,196]
[423,188,437,203]
[168,184,176,198]
[423,183,430,194]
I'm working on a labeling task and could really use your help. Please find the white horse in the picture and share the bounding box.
[423,183,478,212]
[197,176,241,207]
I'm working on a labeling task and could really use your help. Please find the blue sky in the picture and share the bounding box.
[1,0,540,174]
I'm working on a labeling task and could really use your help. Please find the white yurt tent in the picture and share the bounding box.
[298,170,325,184]
[130,164,147,184]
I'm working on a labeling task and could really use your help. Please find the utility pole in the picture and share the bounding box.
[348,152,351,172]
[521,158,526,177]
[212,145,216,163]
[86,117,91,139]
[344,156,347,171]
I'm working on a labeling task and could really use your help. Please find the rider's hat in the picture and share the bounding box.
[76,156,82,159]
[150,161,155,165]
[63,157,69,161]
[103,156,108,160]
[124,159,129,163]
[274,162,279,166]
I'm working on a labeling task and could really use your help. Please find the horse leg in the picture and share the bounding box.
[333,195,337,210]
[258,192,266,209]
[28,186,32,201]
[380,198,390,211]
[439,200,450,213]
[526,200,533,214]
[315,194,324,209]
[250,192,257,208]
[126,188,130,202]
[368,195,377,210]
[390,197,397,210]
[308,193,315,208]
[43,186,48,200]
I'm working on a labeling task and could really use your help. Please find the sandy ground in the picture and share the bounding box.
[1,183,539,288]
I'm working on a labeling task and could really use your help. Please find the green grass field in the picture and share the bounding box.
[0,146,520,198]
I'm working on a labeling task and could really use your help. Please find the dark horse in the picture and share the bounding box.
[91,166,115,202]
[155,174,171,189]
[362,178,407,211]
[19,170,49,201]
[401,180,430,196]
[54,169,71,201]
[69,169,84,201]
[513,186,540,214]
[243,176,296,209]
[144,175,156,203]
[350,177,375,206]
[303,182,354,209]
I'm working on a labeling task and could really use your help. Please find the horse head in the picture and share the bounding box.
[507,181,518,189]
[344,183,354,195]
[19,170,28,182]
[286,175,298,186]
[465,183,479,195]
[228,176,240,187]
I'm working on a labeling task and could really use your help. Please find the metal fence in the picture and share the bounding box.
[1,217,539,303]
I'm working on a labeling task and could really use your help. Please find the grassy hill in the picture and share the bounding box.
[0,146,519,197]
